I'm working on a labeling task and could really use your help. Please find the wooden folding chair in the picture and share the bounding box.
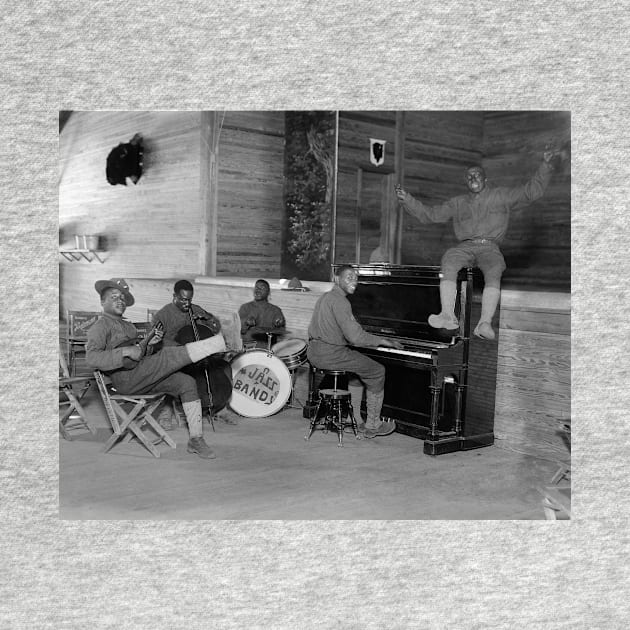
[59,348,96,440]
[66,310,101,376]
[138,315,186,430]
[94,370,176,458]
[132,320,153,340]
[539,419,572,520]
[540,486,572,520]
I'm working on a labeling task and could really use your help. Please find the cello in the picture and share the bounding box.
[174,305,233,420]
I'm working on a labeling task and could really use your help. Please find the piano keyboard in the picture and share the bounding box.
[376,346,432,359]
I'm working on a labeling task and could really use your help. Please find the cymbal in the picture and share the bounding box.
[249,327,290,338]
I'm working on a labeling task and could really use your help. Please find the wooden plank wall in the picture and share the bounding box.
[480,112,571,461]
[59,111,203,316]
[216,111,286,277]
[482,111,571,288]
[495,291,571,461]
[335,110,571,289]
[59,111,286,316]
[335,111,398,264]
[335,111,484,265]
[401,111,484,265]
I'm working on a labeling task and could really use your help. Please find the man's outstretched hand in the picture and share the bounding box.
[394,184,409,203]
[379,337,404,350]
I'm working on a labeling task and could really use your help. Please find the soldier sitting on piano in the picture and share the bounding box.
[395,148,560,340]
[85,278,226,459]
[307,265,403,439]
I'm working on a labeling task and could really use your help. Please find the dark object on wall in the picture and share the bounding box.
[106,133,144,185]
[369,138,386,166]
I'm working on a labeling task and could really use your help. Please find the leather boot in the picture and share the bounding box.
[474,287,500,340]
[428,280,459,330]
[348,382,365,431]
[181,399,203,438]
[365,390,383,429]
[181,400,216,459]
[364,390,396,438]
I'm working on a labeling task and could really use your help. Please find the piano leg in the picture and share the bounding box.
[454,382,465,436]
[424,380,466,456]
[428,384,441,442]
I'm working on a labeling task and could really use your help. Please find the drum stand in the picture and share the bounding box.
[264,333,303,411]
[285,368,303,409]
[264,332,274,355]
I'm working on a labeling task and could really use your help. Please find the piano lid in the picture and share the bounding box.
[339,264,467,344]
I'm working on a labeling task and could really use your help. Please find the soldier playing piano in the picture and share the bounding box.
[307,265,403,439]
[395,149,559,340]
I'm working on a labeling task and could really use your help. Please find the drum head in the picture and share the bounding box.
[271,338,307,357]
[229,350,292,418]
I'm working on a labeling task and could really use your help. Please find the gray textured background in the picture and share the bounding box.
[1,1,629,627]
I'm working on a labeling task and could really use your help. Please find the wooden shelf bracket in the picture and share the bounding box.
[59,249,105,263]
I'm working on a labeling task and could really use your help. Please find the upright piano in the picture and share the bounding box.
[333,264,499,455]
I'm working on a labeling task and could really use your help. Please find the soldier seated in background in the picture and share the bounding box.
[238,279,286,348]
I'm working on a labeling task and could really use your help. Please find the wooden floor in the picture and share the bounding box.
[59,386,568,520]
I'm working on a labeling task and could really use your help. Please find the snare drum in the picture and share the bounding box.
[271,338,308,370]
[229,350,292,418]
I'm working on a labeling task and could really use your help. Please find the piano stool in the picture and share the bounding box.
[304,370,361,447]
[304,366,351,418]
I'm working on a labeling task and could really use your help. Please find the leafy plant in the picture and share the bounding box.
[285,113,335,272]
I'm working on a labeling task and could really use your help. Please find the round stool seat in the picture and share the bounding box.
[319,388,350,400]
[305,381,360,446]
[319,369,346,376]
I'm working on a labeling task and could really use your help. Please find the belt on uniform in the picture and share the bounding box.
[309,337,344,347]
[463,238,492,244]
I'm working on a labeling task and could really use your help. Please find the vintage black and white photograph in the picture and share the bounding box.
[58,110,571,520]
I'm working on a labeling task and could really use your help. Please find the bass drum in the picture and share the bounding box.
[229,350,292,418]
[271,338,308,370]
